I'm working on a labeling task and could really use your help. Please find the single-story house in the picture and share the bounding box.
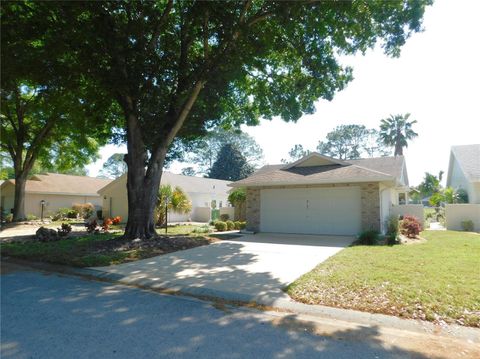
[446,144,480,203]
[98,171,232,223]
[0,173,112,218]
[230,153,411,236]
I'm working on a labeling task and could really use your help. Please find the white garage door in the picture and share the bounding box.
[260,187,362,235]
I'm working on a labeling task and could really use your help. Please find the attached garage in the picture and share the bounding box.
[231,153,410,235]
[260,187,362,235]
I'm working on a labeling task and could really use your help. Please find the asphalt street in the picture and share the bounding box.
[0,263,474,359]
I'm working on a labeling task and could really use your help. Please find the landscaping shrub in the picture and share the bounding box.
[214,221,227,232]
[72,203,95,219]
[234,221,242,230]
[226,220,235,231]
[192,225,211,234]
[220,213,230,221]
[400,215,422,238]
[26,214,38,221]
[239,221,247,230]
[209,220,216,226]
[461,220,474,232]
[357,230,379,245]
[102,218,113,232]
[5,213,13,223]
[85,219,99,234]
[67,209,78,219]
[57,223,72,237]
[112,216,122,225]
[385,215,399,245]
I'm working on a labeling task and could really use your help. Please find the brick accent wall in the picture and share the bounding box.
[245,182,381,233]
[360,182,381,231]
[246,188,261,232]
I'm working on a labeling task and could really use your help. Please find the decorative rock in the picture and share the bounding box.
[36,227,58,242]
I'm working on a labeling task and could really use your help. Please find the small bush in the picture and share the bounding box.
[226,220,235,231]
[67,209,78,219]
[385,215,399,245]
[85,219,98,234]
[192,225,211,234]
[234,221,242,230]
[220,213,230,221]
[214,221,227,232]
[73,203,95,219]
[239,221,247,230]
[112,216,122,225]
[357,230,379,245]
[400,215,422,238]
[461,220,474,232]
[5,213,13,223]
[26,214,38,221]
[57,223,72,237]
[102,218,113,232]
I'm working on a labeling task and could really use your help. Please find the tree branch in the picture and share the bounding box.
[146,0,173,52]
[23,120,56,172]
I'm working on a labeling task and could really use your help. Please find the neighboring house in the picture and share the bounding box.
[230,153,411,236]
[0,173,112,218]
[98,171,232,223]
[446,144,480,203]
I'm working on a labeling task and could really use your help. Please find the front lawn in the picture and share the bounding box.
[287,231,480,327]
[1,230,215,267]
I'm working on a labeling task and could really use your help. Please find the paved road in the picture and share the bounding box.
[93,233,353,305]
[2,264,460,359]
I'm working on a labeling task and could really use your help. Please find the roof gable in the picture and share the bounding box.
[283,152,347,169]
[448,144,480,183]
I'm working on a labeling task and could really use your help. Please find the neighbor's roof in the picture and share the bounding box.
[450,144,480,181]
[1,173,112,196]
[230,153,405,188]
[98,171,231,195]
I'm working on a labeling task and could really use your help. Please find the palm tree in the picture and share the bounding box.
[379,113,418,156]
[156,185,192,230]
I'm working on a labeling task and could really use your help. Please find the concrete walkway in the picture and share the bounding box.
[91,233,353,305]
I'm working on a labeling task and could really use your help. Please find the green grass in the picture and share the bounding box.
[1,233,127,267]
[287,231,480,327]
[156,224,211,235]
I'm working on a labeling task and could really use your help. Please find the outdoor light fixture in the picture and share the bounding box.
[40,200,46,221]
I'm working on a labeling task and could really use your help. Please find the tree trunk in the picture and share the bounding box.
[12,174,27,221]
[394,143,403,156]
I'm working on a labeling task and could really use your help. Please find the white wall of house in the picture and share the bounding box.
[100,175,230,223]
[445,204,480,231]
[1,183,102,218]
[449,157,480,203]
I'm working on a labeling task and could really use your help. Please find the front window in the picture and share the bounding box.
[398,193,406,205]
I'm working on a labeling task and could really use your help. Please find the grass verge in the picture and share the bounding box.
[286,230,480,327]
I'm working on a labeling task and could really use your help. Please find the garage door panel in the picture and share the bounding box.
[260,187,361,235]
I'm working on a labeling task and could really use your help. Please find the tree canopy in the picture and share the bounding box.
[317,125,390,160]
[281,144,310,163]
[7,0,432,237]
[186,128,263,175]
[379,113,418,156]
[98,153,128,179]
[208,143,254,181]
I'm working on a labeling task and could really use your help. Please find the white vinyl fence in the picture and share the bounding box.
[445,204,480,231]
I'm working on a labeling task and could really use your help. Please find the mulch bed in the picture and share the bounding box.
[94,235,217,255]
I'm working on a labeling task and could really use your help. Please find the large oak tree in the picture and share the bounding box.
[16,0,431,238]
[1,2,117,220]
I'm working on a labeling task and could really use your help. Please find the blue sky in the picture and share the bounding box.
[87,0,480,186]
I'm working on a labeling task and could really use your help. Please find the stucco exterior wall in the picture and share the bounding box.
[445,204,480,231]
[100,175,230,223]
[245,182,383,233]
[449,157,480,204]
[391,204,425,228]
[1,182,102,218]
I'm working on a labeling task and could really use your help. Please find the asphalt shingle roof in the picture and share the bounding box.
[2,173,112,196]
[231,155,405,187]
[451,144,480,181]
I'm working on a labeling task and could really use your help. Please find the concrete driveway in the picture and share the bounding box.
[92,233,353,305]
